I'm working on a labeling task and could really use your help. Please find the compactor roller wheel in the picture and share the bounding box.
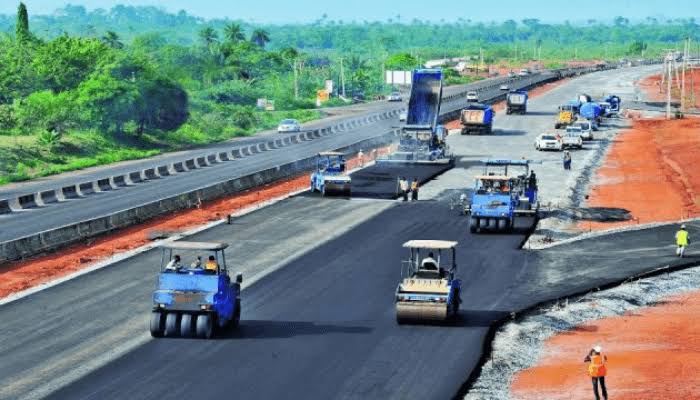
[150,311,165,338]
[487,218,497,230]
[196,314,214,339]
[164,312,179,337]
[180,313,194,338]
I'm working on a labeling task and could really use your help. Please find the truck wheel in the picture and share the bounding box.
[180,313,194,338]
[479,218,488,230]
[469,217,478,233]
[487,218,497,230]
[164,312,179,337]
[150,311,165,338]
[196,314,214,339]
[497,219,508,231]
[555,123,560,129]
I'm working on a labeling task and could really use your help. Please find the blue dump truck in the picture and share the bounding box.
[310,151,352,196]
[379,69,453,165]
[150,242,242,339]
[467,159,539,233]
[602,95,621,115]
[506,90,528,114]
[580,102,602,123]
[460,103,495,135]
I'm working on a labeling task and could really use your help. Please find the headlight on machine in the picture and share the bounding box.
[200,304,212,310]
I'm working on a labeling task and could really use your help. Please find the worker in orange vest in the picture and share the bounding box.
[584,345,608,400]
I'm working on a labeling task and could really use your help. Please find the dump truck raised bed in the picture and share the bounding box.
[395,240,461,324]
[506,90,528,114]
[150,242,242,339]
[310,152,352,196]
[460,103,495,135]
[467,159,539,233]
[378,69,453,166]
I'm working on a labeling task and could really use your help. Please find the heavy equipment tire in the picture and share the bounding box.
[497,219,508,231]
[180,313,194,338]
[196,314,214,339]
[469,217,478,233]
[555,123,560,129]
[487,218,497,230]
[164,312,179,337]
[479,218,488,229]
[231,299,241,329]
[150,311,165,338]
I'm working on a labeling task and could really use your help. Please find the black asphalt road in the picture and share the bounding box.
[350,163,453,199]
[0,72,552,242]
[47,199,534,400]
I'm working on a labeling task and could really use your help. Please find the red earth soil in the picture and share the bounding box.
[581,117,700,231]
[638,69,700,109]
[511,291,700,400]
[512,118,700,398]
[443,78,571,130]
[0,146,394,299]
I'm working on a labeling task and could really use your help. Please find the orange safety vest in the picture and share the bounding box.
[588,354,607,377]
[205,261,218,271]
[411,181,418,190]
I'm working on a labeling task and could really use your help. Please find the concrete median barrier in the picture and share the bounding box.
[112,175,129,187]
[173,162,188,173]
[143,168,160,180]
[156,166,171,177]
[0,199,12,214]
[218,151,231,161]
[78,182,97,195]
[311,131,321,139]
[195,156,209,167]
[97,178,114,191]
[185,159,197,170]
[206,154,218,164]
[18,194,41,209]
[232,148,243,158]
[40,189,61,204]
[62,184,82,199]
[248,145,260,154]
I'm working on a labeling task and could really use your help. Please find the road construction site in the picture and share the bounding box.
[4,64,693,400]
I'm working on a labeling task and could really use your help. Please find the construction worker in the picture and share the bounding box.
[410,178,419,201]
[399,177,409,201]
[528,170,538,190]
[563,151,572,170]
[165,255,182,272]
[421,252,438,270]
[676,224,690,257]
[584,345,608,400]
[357,149,364,167]
[190,256,202,269]
[204,255,219,273]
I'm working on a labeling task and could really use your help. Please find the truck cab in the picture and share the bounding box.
[310,152,351,196]
[555,104,577,129]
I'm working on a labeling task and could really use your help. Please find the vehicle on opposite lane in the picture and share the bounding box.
[277,119,301,133]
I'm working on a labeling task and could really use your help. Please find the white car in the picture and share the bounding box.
[466,91,479,102]
[563,128,584,149]
[399,110,407,122]
[277,119,301,133]
[387,91,402,102]
[575,121,594,140]
[535,133,563,151]
[499,84,510,91]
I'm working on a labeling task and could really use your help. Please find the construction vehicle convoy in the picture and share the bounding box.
[395,240,461,324]
[506,90,528,114]
[467,159,539,233]
[378,69,453,165]
[150,242,242,339]
[310,152,352,196]
[460,103,495,135]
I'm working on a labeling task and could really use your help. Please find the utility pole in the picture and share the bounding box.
[666,51,673,119]
[682,39,688,113]
[340,57,346,98]
[293,60,299,100]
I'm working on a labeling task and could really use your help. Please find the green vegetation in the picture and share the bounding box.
[1,4,698,184]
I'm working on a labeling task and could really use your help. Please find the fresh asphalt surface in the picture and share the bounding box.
[0,67,681,400]
[0,73,550,242]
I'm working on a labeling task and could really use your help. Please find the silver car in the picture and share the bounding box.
[277,119,301,133]
[388,91,402,102]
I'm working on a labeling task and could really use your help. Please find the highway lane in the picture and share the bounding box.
[0,72,552,243]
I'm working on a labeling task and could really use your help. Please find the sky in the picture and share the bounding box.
[1,0,698,24]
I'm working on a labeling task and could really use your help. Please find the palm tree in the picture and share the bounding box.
[250,28,270,48]
[223,22,245,44]
[198,26,219,51]
[101,30,123,49]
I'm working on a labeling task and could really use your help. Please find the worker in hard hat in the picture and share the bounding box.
[676,224,690,258]
[204,255,219,273]
[410,178,419,201]
[584,345,608,400]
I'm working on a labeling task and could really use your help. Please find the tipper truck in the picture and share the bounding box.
[506,90,528,114]
[378,69,453,165]
[460,103,495,135]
